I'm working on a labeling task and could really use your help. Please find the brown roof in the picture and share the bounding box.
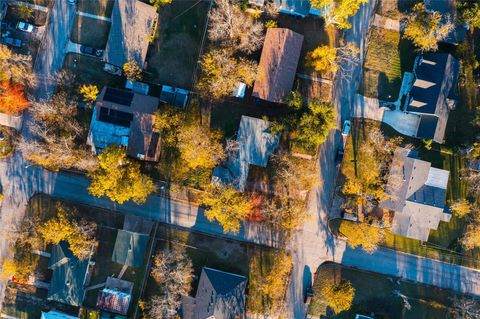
[252,28,304,103]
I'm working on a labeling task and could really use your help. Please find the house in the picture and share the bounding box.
[252,28,304,104]
[96,277,133,316]
[47,242,92,307]
[111,229,149,268]
[87,86,161,161]
[41,311,78,319]
[404,53,459,144]
[104,0,157,68]
[380,148,451,241]
[180,267,247,319]
[212,116,280,192]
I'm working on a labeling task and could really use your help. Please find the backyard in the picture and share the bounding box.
[308,263,462,318]
[144,0,210,89]
[70,15,111,49]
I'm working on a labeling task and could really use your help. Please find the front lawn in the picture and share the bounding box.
[144,0,210,89]
[70,15,111,49]
[308,263,461,318]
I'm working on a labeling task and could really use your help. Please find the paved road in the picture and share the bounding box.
[33,0,75,100]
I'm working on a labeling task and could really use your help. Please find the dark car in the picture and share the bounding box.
[80,45,103,57]
[335,147,344,164]
[0,37,22,48]
[305,287,314,304]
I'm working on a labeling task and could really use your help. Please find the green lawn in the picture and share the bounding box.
[77,0,115,17]
[308,263,461,318]
[70,15,111,49]
[361,27,415,101]
[144,0,210,89]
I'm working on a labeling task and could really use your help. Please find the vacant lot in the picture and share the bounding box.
[70,15,111,49]
[63,53,123,88]
[77,0,115,17]
[308,263,461,318]
[145,0,210,89]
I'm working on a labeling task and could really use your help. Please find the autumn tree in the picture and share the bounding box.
[154,105,184,148]
[403,3,453,52]
[1,255,36,281]
[293,100,337,153]
[88,145,156,204]
[149,0,172,9]
[457,0,480,30]
[339,218,386,252]
[0,81,29,114]
[306,43,360,76]
[450,199,472,218]
[201,185,253,234]
[197,49,256,100]
[123,60,142,81]
[143,246,193,319]
[261,251,293,315]
[0,44,36,87]
[79,84,99,104]
[461,221,480,250]
[310,0,369,29]
[320,279,355,314]
[208,0,264,53]
[450,296,480,319]
[16,4,34,20]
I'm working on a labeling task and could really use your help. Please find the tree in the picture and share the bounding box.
[154,105,184,148]
[201,185,253,234]
[177,124,225,170]
[208,0,264,53]
[403,3,453,52]
[265,20,277,28]
[461,221,480,250]
[457,0,480,30]
[320,279,355,314]
[196,49,256,100]
[143,246,193,319]
[37,207,97,260]
[149,0,172,9]
[310,0,369,29]
[306,43,360,76]
[450,296,480,319]
[293,100,337,153]
[284,90,303,110]
[123,60,142,81]
[0,45,36,87]
[79,84,99,104]
[0,256,35,281]
[450,199,472,218]
[16,4,34,21]
[339,219,386,252]
[88,145,156,204]
[261,251,293,315]
[0,81,29,114]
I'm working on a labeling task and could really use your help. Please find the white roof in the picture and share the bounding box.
[425,167,449,189]
[42,311,78,319]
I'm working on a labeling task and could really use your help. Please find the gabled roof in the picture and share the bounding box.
[111,229,149,268]
[104,0,157,68]
[380,148,451,241]
[96,277,134,315]
[181,267,247,319]
[47,242,89,307]
[252,28,303,103]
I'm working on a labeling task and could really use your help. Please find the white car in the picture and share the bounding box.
[342,120,351,137]
[16,21,34,33]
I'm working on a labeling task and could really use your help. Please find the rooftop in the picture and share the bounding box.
[96,277,134,315]
[111,229,149,268]
[41,311,78,319]
[252,28,303,103]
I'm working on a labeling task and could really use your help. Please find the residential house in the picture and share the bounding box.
[212,115,280,192]
[111,229,149,268]
[41,311,78,319]
[96,277,134,316]
[252,28,304,104]
[380,147,451,241]
[180,267,247,319]
[87,86,161,161]
[47,242,92,307]
[404,53,459,144]
[104,0,157,68]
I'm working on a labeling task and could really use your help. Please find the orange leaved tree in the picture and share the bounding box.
[0,81,29,115]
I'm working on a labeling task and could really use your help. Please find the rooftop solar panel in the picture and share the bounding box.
[99,107,133,127]
[104,87,134,106]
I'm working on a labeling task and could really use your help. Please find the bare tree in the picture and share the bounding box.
[450,296,480,319]
[208,0,265,53]
[0,44,37,88]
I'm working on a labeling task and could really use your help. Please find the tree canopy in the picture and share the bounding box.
[123,60,142,81]
[261,251,293,315]
[88,145,156,204]
[457,0,480,30]
[306,45,338,74]
[79,84,99,104]
[0,81,29,115]
[320,279,355,314]
[310,0,369,29]
[339,219,386,252]
[149,0,172,9]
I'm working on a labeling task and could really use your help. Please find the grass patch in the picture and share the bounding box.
[70,15,111,49]
[76,0,115,17]
[308,263,460,318]
[0,126,16,158]
[145,0,210,89]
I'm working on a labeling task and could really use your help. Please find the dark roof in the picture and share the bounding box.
[103,87,134,106]
[416,115,438,140]
[252,28,304,103]
[47,243,89,307]
[408,185,447,208]
[96,277,133,315]
[181,267,247,319]
[159,85,189,108]
[111,230,149,268]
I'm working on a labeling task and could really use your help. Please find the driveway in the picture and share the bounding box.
[33,0,75,100]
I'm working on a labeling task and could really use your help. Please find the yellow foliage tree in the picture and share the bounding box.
[88,145,156,204]
[462,222,480,250]
[320,279,355,314]
[339,219,386,252]
[201,185,253,234]
[311,0,369,29]
[0,255,36,281]
[306,45,338,74]
[261,251,293,314]
[79,84,99,104]
[149,0,172,9]
[450,199,472,218]
[123,60,142,81]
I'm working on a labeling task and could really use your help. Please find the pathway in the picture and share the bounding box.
[77,11,111,22]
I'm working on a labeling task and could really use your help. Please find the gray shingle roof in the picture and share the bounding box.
[111,229,149,268]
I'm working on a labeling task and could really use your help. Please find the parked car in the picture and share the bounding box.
[342,120,351,137]
[103,63,122,76]
[67,0,76,4]
[80,45,103,57]
[0,37,22,48]
[16,21,34,33]
[335,147,344,164]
